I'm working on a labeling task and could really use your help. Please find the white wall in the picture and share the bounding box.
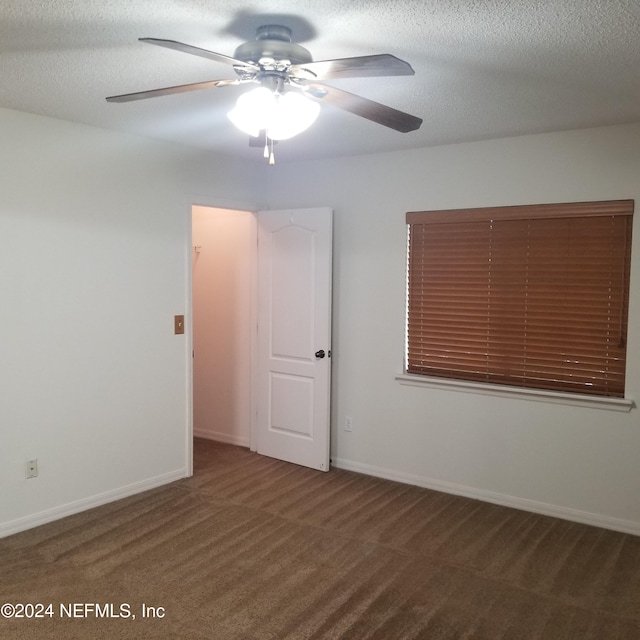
[0,107,263,536]
[192,206,253,447]
[2,106,639,538]
[263,124,640,534]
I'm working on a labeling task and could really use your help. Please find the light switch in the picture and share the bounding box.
[174,315,185,335]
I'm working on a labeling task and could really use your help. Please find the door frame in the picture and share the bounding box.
[185,196,260,477]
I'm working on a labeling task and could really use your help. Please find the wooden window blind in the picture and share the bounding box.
[406,200,633,397]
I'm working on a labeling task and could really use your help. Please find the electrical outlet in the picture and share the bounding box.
[344,416,353,432]
[25,459,38,479]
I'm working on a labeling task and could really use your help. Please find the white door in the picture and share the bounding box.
[256,207,333,471]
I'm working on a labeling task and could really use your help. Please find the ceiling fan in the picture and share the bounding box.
[106,25,423,161]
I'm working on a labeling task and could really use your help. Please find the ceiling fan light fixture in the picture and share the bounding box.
[227,86,320,140]
[107,27,422,160]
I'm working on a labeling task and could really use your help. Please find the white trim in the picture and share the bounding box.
[331,456,640,537]
[193,430,250,448]
[185,198,194,478]
[396,373,635,412]
[249,211,258,453]
[0,469,187,539]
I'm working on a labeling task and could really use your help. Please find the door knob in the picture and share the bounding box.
[315,349,326,359]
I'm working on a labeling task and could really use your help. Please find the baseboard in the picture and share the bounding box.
[194,429,249,448]
[331,457,640,537]
[0,468,187,539]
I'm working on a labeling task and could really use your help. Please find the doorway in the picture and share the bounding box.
[191,205,256,449]
[189,205,333,473]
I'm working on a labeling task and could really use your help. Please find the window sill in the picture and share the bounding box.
[395,374,635,412]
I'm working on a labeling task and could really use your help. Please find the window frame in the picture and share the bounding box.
[403,200,634,408]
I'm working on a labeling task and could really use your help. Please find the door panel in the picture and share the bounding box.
[270,373,314,437]
[257,208,332,471]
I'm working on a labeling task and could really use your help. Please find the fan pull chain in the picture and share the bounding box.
[263,130,275,165]
[269,137,275,165]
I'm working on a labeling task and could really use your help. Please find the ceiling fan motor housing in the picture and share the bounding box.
[234,25,313,66]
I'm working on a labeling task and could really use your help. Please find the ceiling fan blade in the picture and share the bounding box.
[290,54,414,80]
[304,83,422,133]
[106,79,239,103]
[140,38,259,71]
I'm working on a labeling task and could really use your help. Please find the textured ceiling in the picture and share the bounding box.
[1,0,639,163]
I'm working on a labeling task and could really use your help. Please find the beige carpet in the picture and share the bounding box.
[1,438,639,639]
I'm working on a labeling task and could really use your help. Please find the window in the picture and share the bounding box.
[405,200,633,398]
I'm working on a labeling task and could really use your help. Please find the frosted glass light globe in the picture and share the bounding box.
[227,88,319,140]
[227,87,276,137]
[267,92,320,140]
